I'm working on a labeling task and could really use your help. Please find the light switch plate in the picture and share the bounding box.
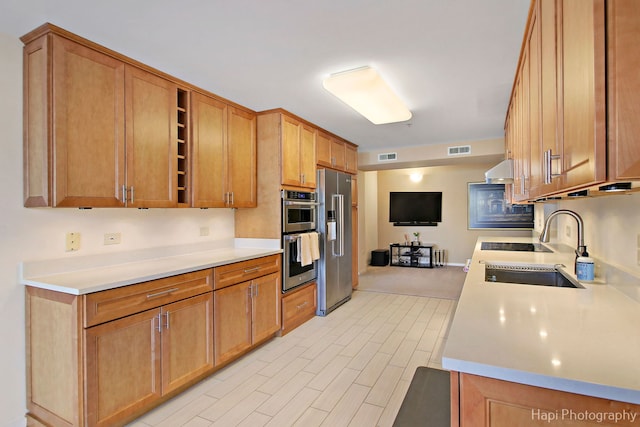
[104,232,121,245]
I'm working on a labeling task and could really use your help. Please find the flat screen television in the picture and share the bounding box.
[389,192,442,226]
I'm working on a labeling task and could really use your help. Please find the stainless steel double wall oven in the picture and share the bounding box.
[281,190,318,292]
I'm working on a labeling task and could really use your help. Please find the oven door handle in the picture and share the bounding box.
[283,200,319,206]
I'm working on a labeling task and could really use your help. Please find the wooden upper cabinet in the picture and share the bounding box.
[557,0,606,190]
[227,106,257,207]
[191,93,256,208]
[23,33,126,207]
[125,66,179,208]
[506,0,608,200]
[281,114,316,188]
[345,143,358,174]
[317,131,358,174]
[607,0,640,180]
[22,24,257,209]
[316,131,333,168]
[299,123,317,188]
[537,0,561,197]
[191,92,227,208]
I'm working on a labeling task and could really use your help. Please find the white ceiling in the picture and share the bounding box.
[1,0,530,153]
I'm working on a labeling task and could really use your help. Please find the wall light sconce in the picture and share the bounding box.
[409,173,423,183]
[322,66,412,125]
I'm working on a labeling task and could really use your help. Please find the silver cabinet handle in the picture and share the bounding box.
[544,149,561,184]
[122,185,127,203]
[130,186,134,204]
[146,287,179,299]
[230,191,234,206]
[296,301,308,310]
[155,313,161,332]
[243,266,260,274]
[164,311,170,329]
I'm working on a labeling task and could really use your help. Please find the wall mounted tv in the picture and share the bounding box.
[389,192,442,226]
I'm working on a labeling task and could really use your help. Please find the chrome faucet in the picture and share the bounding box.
[540,209,588,271]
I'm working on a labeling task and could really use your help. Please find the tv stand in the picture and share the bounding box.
[390,243,434,268]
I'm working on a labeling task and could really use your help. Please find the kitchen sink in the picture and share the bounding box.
[484,263,584,288]
[480,242,552,252]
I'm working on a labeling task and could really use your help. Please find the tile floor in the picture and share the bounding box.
[128,290,457,427]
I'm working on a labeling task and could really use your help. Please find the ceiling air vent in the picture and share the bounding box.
[448,145,471,156]
[378,152,397,162]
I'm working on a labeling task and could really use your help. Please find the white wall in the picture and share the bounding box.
[0,32,235,427]
[372,165,531,266]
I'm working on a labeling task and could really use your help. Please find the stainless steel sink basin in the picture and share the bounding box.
[481,242,552,252]
[484,263,584,288]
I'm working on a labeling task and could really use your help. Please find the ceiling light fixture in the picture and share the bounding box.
[322,66,412,125]
[409,173,423,183]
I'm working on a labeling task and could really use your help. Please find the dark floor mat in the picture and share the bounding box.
[393,367,450,427]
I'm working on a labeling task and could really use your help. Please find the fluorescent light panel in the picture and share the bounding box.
[323,66,412,125]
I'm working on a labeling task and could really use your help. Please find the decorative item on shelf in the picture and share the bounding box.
[404,233,410,245]
[412,232,420,246]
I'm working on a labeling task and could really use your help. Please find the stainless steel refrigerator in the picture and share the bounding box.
[317,169,352,316]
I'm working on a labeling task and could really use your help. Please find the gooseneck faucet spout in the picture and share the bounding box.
[540,209,588,269]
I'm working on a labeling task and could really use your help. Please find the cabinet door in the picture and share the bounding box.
[191,92,227,208]
[85,309,162,427]
[558,0,606,190]
[50,35,126,207]
[527,5,543,199]
[213,282,252,365]
[281,115,302,187]
[251,273,281,344]
[538,0,561,195]
[330,138,346,170]
[345,144,358,174]
[161,293,214,395]
[607,0,640,180]
[316,131,333,168]
[458,372,640,427]
[299,123,317,188]
[125,65,178,208]
[228,106,257,207]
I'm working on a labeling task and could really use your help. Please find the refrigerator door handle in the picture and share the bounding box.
[332,194,344,257]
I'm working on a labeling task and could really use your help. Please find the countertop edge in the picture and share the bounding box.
[22,247,283,295]
[442,357,640,405]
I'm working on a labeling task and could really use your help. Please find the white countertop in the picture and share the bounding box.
[21,239,282,295]
[442,236,640,405]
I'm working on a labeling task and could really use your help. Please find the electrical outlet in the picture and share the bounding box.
[565,225,571,238]
[66,232,80,252]
[104,232,121,245]
[200,226,210,237]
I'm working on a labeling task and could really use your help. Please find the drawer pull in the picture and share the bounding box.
[146,288,180,299]
[243,267,261,274]
[296,301,309,310]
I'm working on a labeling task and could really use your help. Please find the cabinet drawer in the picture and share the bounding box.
[214,254,281,290]
[84,269,213,327]
[281,282,316,335]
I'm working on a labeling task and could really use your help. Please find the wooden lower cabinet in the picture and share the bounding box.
[213,272,281,366]
[453,372,640,427]
[84,308,162,427]
[26,258,282,426]
[281,282,317,335]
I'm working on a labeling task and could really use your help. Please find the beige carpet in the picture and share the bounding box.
[357,265,466,300]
